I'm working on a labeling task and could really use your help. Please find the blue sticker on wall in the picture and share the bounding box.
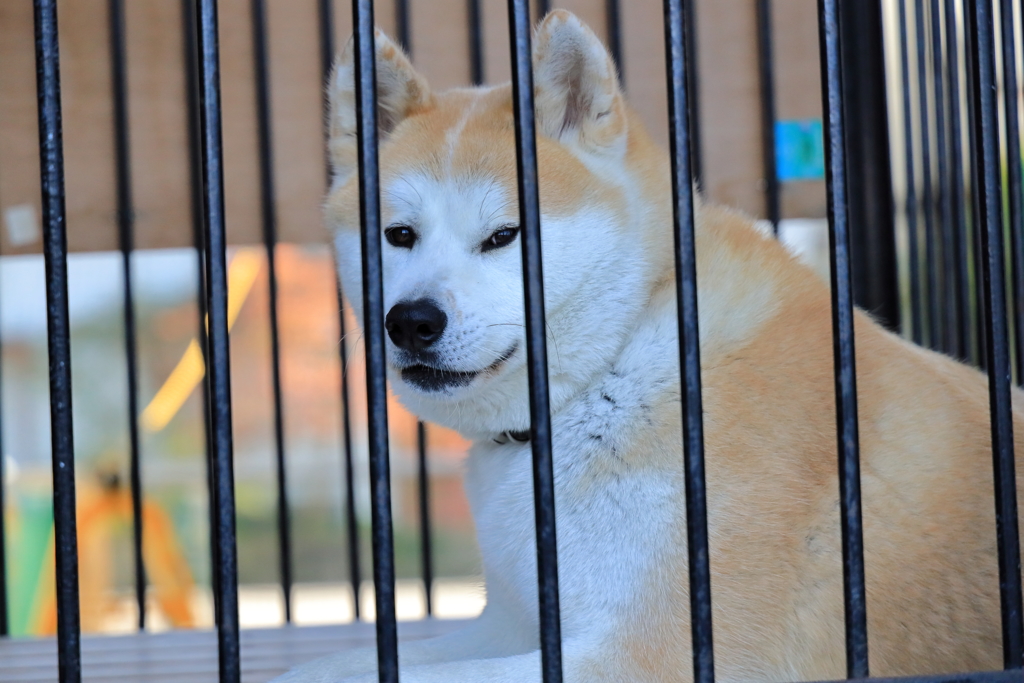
[775,119,825,181]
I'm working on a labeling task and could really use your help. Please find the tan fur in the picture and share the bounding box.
[614,205,1024,680]
[323,11,1023,680]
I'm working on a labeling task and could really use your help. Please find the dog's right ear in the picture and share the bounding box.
[328,30,431,183]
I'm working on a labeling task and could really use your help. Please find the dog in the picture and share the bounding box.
[275,10,1024,682]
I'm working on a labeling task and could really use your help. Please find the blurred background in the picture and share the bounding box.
[1,243,483,634]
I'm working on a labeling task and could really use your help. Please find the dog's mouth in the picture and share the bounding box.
[400,344,518,393]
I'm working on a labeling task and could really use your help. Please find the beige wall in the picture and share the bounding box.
[0,0,825,255]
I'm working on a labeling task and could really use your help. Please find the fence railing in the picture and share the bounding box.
[3,0,1023,682]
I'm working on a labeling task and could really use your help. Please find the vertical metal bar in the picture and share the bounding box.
[33,1,81,680]
[317,0,363,623]
[942,0,966,362]
[1000,0,1024,385]
[250,0,293,625]
[417,422,433,616]
[684,0,702,184]
[318,0,336,127]
[915,0,942,349]
[965,2,990,372]
[395,0,410,54]
[966,0,1024,667]
[605,0,623,80]
[945,0,973,362]
[818,0,869,676]
[839,0,900,332]
[108,0,148,632]
[962,0,987,374]
[900,0,925,345]
[196,0,241,679]
[468,0,484,85]
[756,0,780,233]
[536,0,550,19]
[336,287,363,623]
[663,3,714,683]
[930,0,959,354]
[352,1,400,678]
[389,2,436,620]
[181,0,221,629]
[507,1,562,681]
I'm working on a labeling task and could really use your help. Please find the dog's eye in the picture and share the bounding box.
[385,225,417,248]
[482,226,520,252]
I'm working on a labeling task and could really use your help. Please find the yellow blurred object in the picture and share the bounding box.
[32,474,197,635]
[141,248,262,432]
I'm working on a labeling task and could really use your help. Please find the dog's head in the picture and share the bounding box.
[326,11,672,438]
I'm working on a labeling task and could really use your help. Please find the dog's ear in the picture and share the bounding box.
[328,30,431,182]
[532,10,626,155]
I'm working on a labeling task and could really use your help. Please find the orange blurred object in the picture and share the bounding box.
[33,472,196,634]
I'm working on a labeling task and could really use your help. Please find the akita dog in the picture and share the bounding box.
[277,10,1023,683]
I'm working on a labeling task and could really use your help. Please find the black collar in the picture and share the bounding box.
[493,429,531,445]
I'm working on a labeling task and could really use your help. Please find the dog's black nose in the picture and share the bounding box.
[385,299,447,351]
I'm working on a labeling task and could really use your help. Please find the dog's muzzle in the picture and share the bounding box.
[397,343,519,393]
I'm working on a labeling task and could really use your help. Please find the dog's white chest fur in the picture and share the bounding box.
[466,296,684,649]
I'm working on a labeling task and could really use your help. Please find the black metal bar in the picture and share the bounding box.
[508,1,562,681]
[389,1,436,622]
[817,0,869,676]
[965,0,1024,667]
[108,0,148,633]
[944,0,973,363]
[1000,0,1024,385]
[337,292,362,623]
[944,0,973,362]
[317,0,363,624]
[839,0,900,332]
[684,0,702,184]
[417,422,434,617]
[318,0,336,111]
[352,1,400,678]
[395,0,410,54]
[536,0,550,19]
[250,0,294,625]
[663,3,714,683]
[605,0,623,81]
[334,297,363,624]
[33,1,81,679]
[468,0,484,85]
[900,0,925,345]
[755,0,780,233]
[195,0,241,679]
[181,0,221,630]
[930,0,958,354]
[965,1,989,372]
[915,0,942,349]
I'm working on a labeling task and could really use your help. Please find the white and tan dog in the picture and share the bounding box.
[277,11,1023,682]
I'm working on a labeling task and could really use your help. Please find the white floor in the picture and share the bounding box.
[96,578,486,634]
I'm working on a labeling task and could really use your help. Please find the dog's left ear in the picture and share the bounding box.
[532,11,626,156]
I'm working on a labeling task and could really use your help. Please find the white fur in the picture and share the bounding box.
[333,165,650,439]
[274,284,685,683]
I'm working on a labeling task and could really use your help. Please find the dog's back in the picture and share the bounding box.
[628,202,1024,679]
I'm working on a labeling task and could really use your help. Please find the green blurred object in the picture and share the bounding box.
[7,493,54,635]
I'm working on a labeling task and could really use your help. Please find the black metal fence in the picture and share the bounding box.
[3,0,1023,681]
